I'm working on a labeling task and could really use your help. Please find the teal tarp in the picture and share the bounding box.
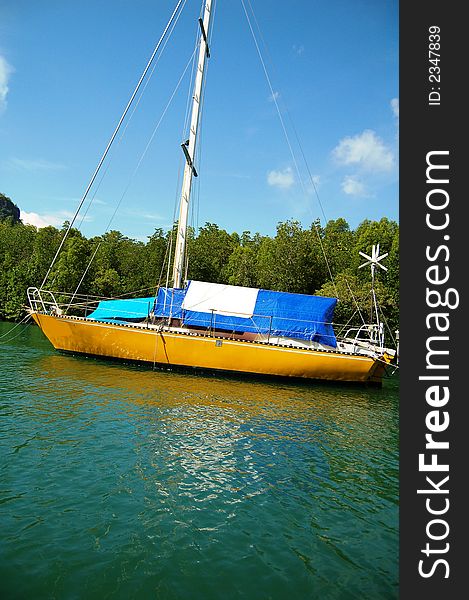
[86,297,155,323]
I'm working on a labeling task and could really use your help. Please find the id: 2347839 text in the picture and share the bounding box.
[428,25,441,106]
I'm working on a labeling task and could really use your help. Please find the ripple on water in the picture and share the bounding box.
[0,322,398,599]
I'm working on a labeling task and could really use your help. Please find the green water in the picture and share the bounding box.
[0,322,398,599]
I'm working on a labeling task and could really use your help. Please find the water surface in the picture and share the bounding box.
[0,321,398,599]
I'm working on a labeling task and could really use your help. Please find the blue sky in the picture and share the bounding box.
[0,0,398,241]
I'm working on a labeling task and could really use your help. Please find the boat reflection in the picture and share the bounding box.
[21,347,397,521]
[30,350,395,420]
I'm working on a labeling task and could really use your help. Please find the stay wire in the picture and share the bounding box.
[244,0,328,227]
[0,314,32,344]
[68,39,197,306]
[41,0,185,289]
[76,0,189,233]
[240,0,339,299]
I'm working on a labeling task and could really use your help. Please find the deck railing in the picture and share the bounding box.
[27,287,391,354]
[27,287,100,317]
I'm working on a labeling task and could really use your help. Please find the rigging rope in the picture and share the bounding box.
[0,314,31,338]
[0,315,32,344]
[66,47,198,308]
[240,0,340,299]
[244,0,329,228]
[40,0,185,289]
[76,0,188,233]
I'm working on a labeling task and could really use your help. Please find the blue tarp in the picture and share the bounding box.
[86,297,155,323]
[153,283,337,347]
[86,283,337,347]
[153,287,185,320]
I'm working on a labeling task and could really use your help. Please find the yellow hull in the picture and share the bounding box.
[31,312,390,384]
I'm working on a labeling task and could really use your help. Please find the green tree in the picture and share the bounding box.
[88,231,139,297]
[316,272,395,336]
[257,220,326,294]
[27,226,63,286]
[352,217,398,276]
[322,218,355,277]
[0,193,21,224]
[187,222,237,283]
[226,245,258,287]
[0,221,38,319]
[50,234,92,297]
[0,193,400,329]
[143,228,169,289]
[349,217,399,332]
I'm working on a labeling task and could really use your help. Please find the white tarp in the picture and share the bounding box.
[182,281,259,318]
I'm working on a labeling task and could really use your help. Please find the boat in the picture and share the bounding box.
[27,0,397,385]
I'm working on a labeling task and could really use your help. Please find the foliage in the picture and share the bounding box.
[0,194,399,339]
[186,223,238,283]
[0,193,21,224]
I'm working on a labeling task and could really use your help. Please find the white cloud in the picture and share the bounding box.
[21,210,91,228]
[332,129,394,172]
[0,55,13,112]
[341,176,366,196]
[6,157,67,172]
[293,44,305,56]
[21,211,63,228]
[267,167,294,190]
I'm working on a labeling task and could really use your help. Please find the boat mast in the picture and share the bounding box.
[172,0,213,289]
